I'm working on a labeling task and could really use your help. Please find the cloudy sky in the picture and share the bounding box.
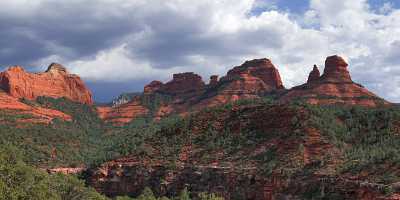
[0,0,399,102]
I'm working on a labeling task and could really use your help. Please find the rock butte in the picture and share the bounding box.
[0,55,391,124]
[97,55,390,124]
[0,63,93,105]
[280,55,389,106]
[97,58,287,123]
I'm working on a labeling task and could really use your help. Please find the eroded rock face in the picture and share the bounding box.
[0,64,93,104]
[221,58,284,93]
[280,55,389,106]
[322,55,352,82]
[99,55,391,125]
[87,162,270,200]
[184,58,286,112]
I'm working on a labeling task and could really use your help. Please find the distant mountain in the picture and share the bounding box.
[111,92,142,107]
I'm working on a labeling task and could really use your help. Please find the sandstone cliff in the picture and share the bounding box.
[99,56,391,125]
[0,63,93,104]
[221,58,284,93]
[98,58,287,124]
[188,58,285,110]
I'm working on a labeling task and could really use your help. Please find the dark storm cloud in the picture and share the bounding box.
[0,29,48,66]
[123,6,284,69]
[0,1,141,67]
[0,0,285,71]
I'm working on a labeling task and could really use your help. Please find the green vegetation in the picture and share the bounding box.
[0,143,222,200]
[307,104,400,183]
[0,144,107,200]
[2,95,400,199]
[115,187,223,200]
[140,93,173,115]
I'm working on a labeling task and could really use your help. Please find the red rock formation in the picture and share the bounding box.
[221,58,284,93]
[97,72,207,125]
[280,55,390,106]
[159,72,205,95]
[307,65,320,83]
[0,63,93,104]
[322,55,352,82]
[187,58,285,112]
[99,58,287,125]
[100,56,391,125]
[144,81,163,94]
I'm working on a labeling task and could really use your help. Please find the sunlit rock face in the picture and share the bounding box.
[0,63,93,104]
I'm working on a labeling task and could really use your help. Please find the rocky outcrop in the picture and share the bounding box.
[0,63,93,104]
[219,58,284,94]
[184,58,286,112]
[307,65,320,84]
[87,160,271,199]
[322,55,352,82]
[100,55,391,125]
[98,73,207,124]
[280,55,390,106]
